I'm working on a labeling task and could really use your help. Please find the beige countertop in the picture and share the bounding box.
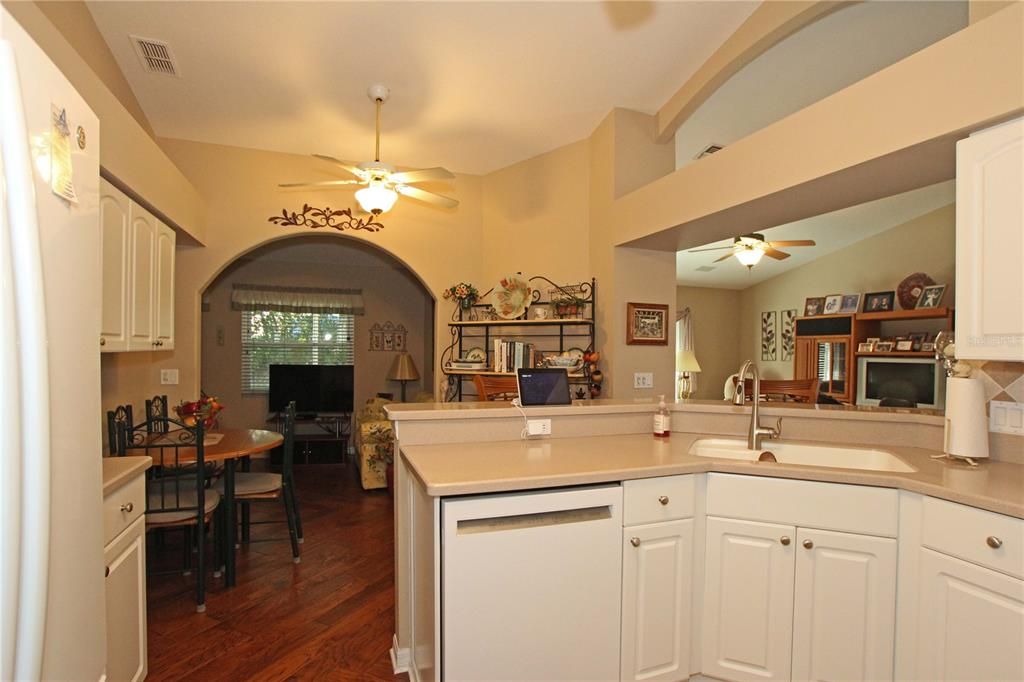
[102,456,151,497]
[400,432,1024,518]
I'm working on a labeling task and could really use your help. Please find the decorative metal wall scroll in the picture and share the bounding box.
[370,322,407,352]
[268,204,384,232]
[761,310,777,361]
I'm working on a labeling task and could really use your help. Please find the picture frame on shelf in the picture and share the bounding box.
[839,293,862,314]
[626,302,669,345]
[916,284,946,309]
[867,337,881,344]
[864,291,896,312]
[875,341,895,352]
[908,331,928,351]
[804,297,826,316]
[858,342,874,353]
[823,294,843,315]
[896,340,914,352]
[921,342,936,352]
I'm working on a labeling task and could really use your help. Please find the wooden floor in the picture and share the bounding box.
[145,463,407,681]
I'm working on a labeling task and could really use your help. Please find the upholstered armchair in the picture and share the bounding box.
[354,393,434,490]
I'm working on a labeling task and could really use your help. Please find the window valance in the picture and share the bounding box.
[231,284,364,315]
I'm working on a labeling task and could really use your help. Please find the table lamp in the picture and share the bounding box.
[388,352,420,402]
[676,349,702,399]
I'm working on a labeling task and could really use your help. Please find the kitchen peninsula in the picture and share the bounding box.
[387,399,1024,682]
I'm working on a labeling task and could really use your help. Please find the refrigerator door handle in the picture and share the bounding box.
[0,39,52,682]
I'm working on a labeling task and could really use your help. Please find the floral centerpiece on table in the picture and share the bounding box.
[442,282,479,310]
[174,392,223,430]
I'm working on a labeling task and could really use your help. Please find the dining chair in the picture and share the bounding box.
[735,378,820,403]
[121,414,221,612]
[216,401,302,563]
[145,394,169,433]
[473,374,519,401]
[106,404,134,456]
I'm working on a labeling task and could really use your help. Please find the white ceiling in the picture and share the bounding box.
[87,1,757,175]
[676,181,956,289]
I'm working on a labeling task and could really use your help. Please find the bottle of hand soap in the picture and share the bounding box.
[653,394,671,438]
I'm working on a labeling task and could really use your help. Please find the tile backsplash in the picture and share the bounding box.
[971,360,1024,405]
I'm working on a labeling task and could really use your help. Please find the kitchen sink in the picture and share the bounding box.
[688,438,917,473]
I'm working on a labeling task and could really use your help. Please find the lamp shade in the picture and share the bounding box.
[388,352,420,381]
[734,246,764,267]
[356,183,398,214]
[676,349,702,373]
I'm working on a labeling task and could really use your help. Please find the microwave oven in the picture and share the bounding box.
[856,357,946,409]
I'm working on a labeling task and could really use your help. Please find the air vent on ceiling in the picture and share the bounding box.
[131,35,179,77]
[695,265,716,272]
[695,144,723,160]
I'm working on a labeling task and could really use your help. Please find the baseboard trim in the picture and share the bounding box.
[390,634,410,674]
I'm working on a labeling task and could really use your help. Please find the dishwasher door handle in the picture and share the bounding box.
[457,505,613,535]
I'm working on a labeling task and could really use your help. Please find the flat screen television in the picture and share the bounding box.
[268,364,354,414]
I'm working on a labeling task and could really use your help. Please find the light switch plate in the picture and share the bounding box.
[160,369,179,385]
[634,372,654,389]
[989,400,1024,435]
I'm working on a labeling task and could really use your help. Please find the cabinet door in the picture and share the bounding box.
[99,180,130,352]
[621,519,692,682]
[791,528,897,682]
[104,515,147,682]
[703,516,795,682]
[153,221,175,350]
[794,338,815,380]
[956,117,1024,361]
[917,548,1024,681]
[126,203,156,350]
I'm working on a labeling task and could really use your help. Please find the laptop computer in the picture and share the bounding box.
[516,368,572,406]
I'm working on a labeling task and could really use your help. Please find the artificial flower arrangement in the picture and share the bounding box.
[174,392,223,429]
[442,282,479,309]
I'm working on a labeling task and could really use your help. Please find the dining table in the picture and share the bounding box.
[147,428,283,587]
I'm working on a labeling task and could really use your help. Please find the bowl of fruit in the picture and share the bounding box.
[174,393,223,430]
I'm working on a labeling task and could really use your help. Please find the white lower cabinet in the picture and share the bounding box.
[621,519,693,682]
[702,517,795,682]
[791,528,896,682]
[104,514,147,682]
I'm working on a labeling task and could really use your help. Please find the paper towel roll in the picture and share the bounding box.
[944,376,990,460]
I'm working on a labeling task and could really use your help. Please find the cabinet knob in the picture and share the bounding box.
[658,495,669,506]
[780,536,791,546]
[987,536,1003,549]
[630,537,641,547]
[120,502,134,513]
[104,566,110,578]
[99,337,106,346]
[803,539,814,549]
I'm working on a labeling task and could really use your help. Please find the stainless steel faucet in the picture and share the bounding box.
[733,360,782,451]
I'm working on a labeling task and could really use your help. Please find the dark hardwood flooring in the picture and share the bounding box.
[145,462,407,681]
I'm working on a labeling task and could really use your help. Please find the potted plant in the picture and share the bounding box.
[443,282,480,311]
[553,294,586,318]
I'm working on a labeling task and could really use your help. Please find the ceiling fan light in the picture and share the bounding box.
[734,247,764,267]
[356,184,398,214]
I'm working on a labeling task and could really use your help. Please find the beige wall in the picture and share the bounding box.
[737,204,956,380]
[200,239,433,430]
[676,286,742,400]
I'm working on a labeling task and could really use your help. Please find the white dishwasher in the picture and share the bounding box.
[441,484,623,681]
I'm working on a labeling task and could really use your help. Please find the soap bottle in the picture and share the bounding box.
[653,394,671,438]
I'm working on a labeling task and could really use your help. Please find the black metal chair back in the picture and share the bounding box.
[145,395,169,433]
[282,401,297,485]
[106,404,134,456]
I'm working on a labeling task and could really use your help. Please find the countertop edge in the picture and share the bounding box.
[102,456,152,497]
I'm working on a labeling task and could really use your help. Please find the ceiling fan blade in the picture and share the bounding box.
[767,239,816,247]
[312,154,366,178]
[396,184,459,209]
[713,252,736,263]
[687,245,734,253]
[764,248,791,260]
[389,167,456,184]
[278,179,362,188]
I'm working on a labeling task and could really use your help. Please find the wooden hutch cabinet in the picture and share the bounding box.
[794,314,857,403]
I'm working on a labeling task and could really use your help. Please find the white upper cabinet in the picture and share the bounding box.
[955,116,1024,361]
[100,178,175,353]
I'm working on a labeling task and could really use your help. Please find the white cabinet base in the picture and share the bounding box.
[104,514,147,682]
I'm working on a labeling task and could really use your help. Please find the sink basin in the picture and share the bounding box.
[689,438,916,473]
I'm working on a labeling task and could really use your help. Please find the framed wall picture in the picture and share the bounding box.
[761,310,777,361]
[804,297,826,316]
[626,302,669,345]
[823,294,842,315]
[839,293,861,314]
[864,291,896,312]
[781,309,797,361]
[916,284,946,309]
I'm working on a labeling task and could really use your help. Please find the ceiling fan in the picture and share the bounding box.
[279,84,458,215]
[688,233,817,269]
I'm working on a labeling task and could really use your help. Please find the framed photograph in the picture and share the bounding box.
[839,293,862,314]
[916,284,946,309]
[864,291,896,312]
[908,331,927,351]
[867,337,881,344]
[921,342,936,352]
[626,302,669,345]
[858,342,874,353]
[823,294,843,315]
[804,297,826,317]
[896,340,914,352]
[875,341,895,352]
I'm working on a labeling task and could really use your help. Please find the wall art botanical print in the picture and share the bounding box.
[781,309,797,361]
[761,310,777,361]
[626,302,669,345]
[369,321,407,352]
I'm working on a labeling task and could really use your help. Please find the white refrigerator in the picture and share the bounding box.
[1,8,106,681]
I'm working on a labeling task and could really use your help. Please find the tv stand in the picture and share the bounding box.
[267,411,351,463]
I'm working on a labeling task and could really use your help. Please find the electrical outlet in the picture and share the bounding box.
[990,400,1024,435]
[527,419,552,436]
[634,372,654,389]
[160,369,179,385]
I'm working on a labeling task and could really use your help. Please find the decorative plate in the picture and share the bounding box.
[490,274,533,319]
[464,347,486,362]
[897,272,935,310]
[565,347,586,362]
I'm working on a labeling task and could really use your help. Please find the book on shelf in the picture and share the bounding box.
[492,338,537,373]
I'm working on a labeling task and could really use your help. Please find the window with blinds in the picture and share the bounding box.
[241,310,354,393]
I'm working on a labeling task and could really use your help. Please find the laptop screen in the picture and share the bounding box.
[517,368,572,406]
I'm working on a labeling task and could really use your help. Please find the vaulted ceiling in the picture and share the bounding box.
[87,1,758,175]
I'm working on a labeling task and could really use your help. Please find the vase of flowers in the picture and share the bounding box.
[443,282,479,318]
[174,392,223,430]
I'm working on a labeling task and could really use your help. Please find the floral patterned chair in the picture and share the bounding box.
[355,393,432,490]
